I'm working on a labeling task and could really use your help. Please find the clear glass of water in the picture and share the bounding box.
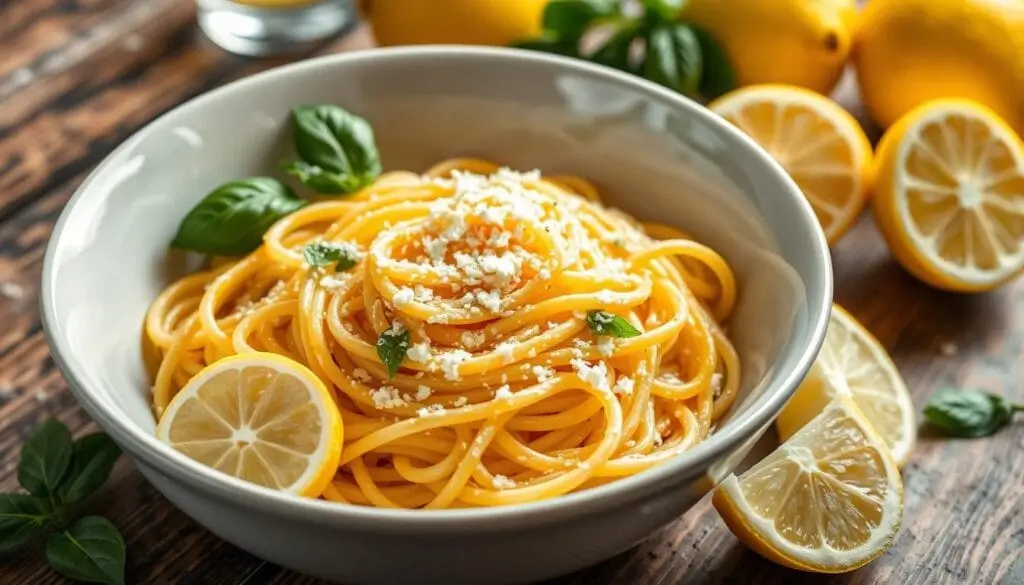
[197,0,355,57]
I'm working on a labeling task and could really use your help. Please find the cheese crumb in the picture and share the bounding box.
[495,341,517,364]
[596,337,614,357]
[393,287,415,306]
[415,385,432,401]
[407,342,431,363]
[613,376,635,395]
[494,385,513,399]
[371,385,406,409]
[570,359,610,393]
[352,368,371,382]
[417,404,446,417]
[453,396,469,407]
[532,365,555,382]
[492,474,516,489]
[460,330,486,349]
[439,350,472,381]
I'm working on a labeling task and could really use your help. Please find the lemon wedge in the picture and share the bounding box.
[710,84,873,245]
[156,353,343,497]
[872,98,1024,292]
[713,396,904,573]
[776,305,916,466]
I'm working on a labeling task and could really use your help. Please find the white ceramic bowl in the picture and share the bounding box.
[41,47,831,585]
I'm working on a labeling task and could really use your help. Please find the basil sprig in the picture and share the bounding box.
[377,325,411,379]
[924,388,1022,438]
[171,178,305,256]
[586,310,642,338]
[170,104,384,256]
[513,0,735,100]
[283,105,382,194]
[2,420,124,584]
[303,242,359,271]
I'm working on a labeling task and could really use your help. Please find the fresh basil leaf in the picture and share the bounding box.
[376,326,410,379]
[57,433,122,505]
[303,242,358,271]
[644,23,702,97]
[923,388,1020,438]
[0,494,52,553]
[45,517,125,585]
[542,0,619,41]
[18,419,73,499]
[690,26,736,100]
[171,178,305,257]
[290,105,381,195]
[588,23,638,73]
[643,0,685,23]
[282,160,362,194]
[513,36,580,58]
[586,310,642,338]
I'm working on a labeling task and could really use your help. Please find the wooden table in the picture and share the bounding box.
[1,2,1021,584]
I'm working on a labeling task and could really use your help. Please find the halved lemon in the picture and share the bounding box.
[156,353,343,497]
[710,84,873,245]
[776,305,916,466]
[713,396,904,573]
[873,99,1024,292]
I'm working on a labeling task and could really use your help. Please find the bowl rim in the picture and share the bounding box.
[41,45,832,532]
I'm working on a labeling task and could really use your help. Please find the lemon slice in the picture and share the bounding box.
[872,98,1024,292]
[713,396,904,573]
[156,353,343,497]
[710,84,872,245]
[776,305,916,466]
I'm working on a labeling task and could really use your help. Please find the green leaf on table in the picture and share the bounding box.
[45,517,125,585]
[586,310,642,338]
[282,160,363,194]
[0,494,52,553]
[513,36,580,58]
[57,433,122,505]
[171,178,306,257]
[542,0,620,41]
[923,388,1022,438]
[18,419,73,499]
[303,242,359,271]
[644,23,703,97]
[376,325,411,379]
[643,0,686,23]
[289,104,381,195]
[690,26,736,100]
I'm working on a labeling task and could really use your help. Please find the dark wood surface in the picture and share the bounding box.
[1,2,1021,584]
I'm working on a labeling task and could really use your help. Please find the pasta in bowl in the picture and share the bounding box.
[41,47,831,585]
[145,140,740,508]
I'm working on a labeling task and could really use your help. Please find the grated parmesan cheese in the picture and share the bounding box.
[532,365,555,382]
[492,474,516,489]
[407,342,431,363]
[415,385,433,401]
[393,287,415,305]
[570,359,610,393]
[494,385,513,399]
[596,336,614,357]
[438,350,472,381]
[371,385,406,409]
[613,376,635,395]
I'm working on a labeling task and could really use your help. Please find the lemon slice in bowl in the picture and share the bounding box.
[713,395,904,573]
[776,304,916,466]
[156,353,343,497]
[710,84,873,245]
[872,98,1024,292]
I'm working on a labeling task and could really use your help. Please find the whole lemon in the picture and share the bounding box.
[360,0,547,47]
[681,0,858,96]
[854,0,1024,134]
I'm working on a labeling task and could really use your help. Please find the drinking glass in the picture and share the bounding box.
[197,0,355,57]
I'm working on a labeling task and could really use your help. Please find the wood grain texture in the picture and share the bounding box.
[0,2,1021,584]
